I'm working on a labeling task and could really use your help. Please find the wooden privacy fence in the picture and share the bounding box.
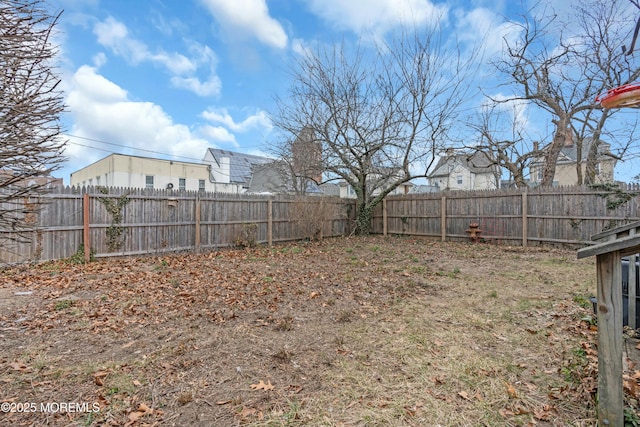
[0,187,354,263]
[372,184,640,246]
[2,184,640,263]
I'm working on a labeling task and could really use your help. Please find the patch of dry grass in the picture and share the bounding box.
[0,236,603,426]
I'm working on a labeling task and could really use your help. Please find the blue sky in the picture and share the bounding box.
[46,0,639,184]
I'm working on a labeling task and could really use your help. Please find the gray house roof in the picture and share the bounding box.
[557,139,614,164]
[207,148,271,185]
[531,138,618,166]
[248,161,322,194]
[429,151,496,178]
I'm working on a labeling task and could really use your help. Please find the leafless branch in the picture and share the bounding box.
[0,0,67,248]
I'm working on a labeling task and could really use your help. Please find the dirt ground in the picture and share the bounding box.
[0,235,637,426]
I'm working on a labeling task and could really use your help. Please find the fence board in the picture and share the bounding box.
[371,184,640,246]
[2,184,639,263]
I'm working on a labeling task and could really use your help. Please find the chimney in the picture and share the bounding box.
[533,141,539,152]
[564,127,573,147]
[292,128,323,183]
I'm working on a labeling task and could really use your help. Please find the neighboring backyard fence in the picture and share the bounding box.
[1,184,639,263]
[372,184,640,247]
[0,187,353,263]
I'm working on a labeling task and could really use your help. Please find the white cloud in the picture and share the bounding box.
[69,65,127,103]
[92,52,107,68]
[171,76,222,97]
[200,125,238,146]
[483,94,530,131]
[92,16,221,96]
[304,0,448,36]
[93,16,129,49]
[168,42,222,96]
[152,51,197,75]
[199,0,288,49]
[94,16,196,73]
[201,108,271,132]
[64,65,216,168]
[455,7,521,57]
[291,38,311,57]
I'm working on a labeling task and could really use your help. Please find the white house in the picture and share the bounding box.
[320,166,414,199]
[70,154,213,192]
[428,150,499,190]
[529,137,618,186]
[202,148,272,193]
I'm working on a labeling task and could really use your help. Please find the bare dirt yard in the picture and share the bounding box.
[0,235,638,426]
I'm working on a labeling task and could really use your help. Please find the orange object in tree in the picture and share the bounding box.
[595,83,640,109]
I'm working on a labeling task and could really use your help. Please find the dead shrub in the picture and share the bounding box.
[290,197,338,241]
[234,222,257,248]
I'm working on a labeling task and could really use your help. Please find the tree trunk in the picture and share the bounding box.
[584,139,601,185]
[541,117,569,187]
[585,117,607,185]
[576,139,584,185]
[355,203,373,235]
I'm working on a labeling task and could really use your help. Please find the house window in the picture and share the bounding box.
[145,175,154,189]
[536,168,543,181]
[179,178,186,191]
[198,179,205,192]
[595,163,601,175]
[456,175,463,185]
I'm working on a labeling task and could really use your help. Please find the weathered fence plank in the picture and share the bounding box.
[372,184,640,246]
[2,184,639,263]
[0,187,354,263]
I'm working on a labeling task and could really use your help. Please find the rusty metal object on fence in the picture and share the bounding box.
[466,222,482,242]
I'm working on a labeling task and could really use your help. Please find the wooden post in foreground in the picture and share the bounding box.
[194,194,201,253]
[595,251,623,426]
[267,199,273,247]
[382,198,387,236]
[440,196,446,242]
[630,257,637,330]
[83,193,90,263]
[521,191,528,248]
[577,221,640,427]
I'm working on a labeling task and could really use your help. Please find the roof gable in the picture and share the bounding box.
[429,151,496,178]
[532,138,615,166]
[207,148,271,184]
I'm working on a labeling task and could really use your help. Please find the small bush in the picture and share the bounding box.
[235,223,258,248]
[66,244,94,264]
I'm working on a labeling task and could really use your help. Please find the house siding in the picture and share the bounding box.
[530,160,616,186]
[427,151,499,191]
[430,163,496,190]
[70,154,213,192]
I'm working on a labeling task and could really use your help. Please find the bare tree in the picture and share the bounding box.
[488,9,586,187]
[468,101,541,188]
[0,0,66,245]
[271,25,479,234]
[475,0,640,187]
[571,0,640,185]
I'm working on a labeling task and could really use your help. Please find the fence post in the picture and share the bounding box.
[441,196,446,242]
[630,254,637,330]
[596,251,624,426]
[383,198,387,236]
[83,193,90,263]
[522,191,528,248]
[195,193,201,253]
[268,199,273,247]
